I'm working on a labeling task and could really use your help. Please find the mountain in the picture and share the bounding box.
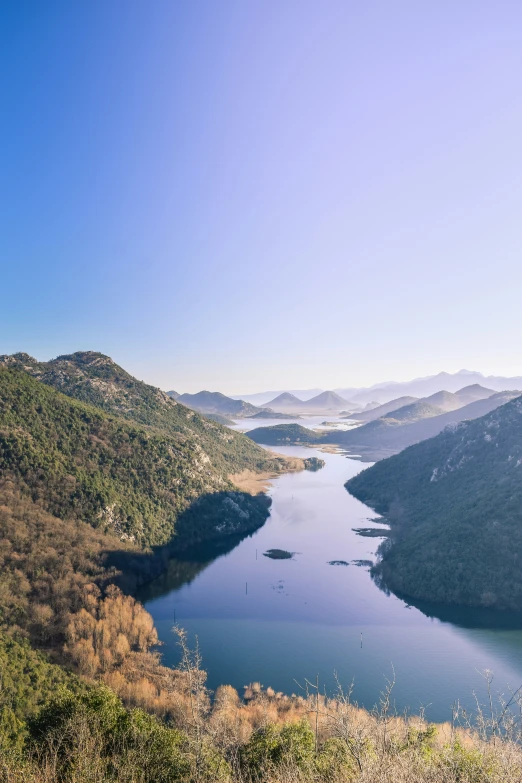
[176,390,262,417]
[263,392,305,411]
[345,393,522,610]
[0,352,267,425]
[167,390,180,399]
[349,396,419,422]
[327,391,519,459]
[383,388,493,418]
[378,400,446,423]
[301,390,348,411]
[246,423,321,445]
[340,371,520,406]
[232,389,324,406]
[421,390,464,412]
[453,383,495,405]
[263,390,349,413]
[234,373,521,413]
[0,354,299,548]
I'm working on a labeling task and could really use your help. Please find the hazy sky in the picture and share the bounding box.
[3,1,522,394]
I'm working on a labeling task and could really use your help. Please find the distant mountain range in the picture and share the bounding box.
[176,390,264,417]
[345,392,522,610]
[336,371,522,405]
[229,370,522,409]
[231,389,324,406]
[329,387,518,459]
[246,383,520,458]
[264,390,348,413]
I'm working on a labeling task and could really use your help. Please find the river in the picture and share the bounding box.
[141,416,522,723]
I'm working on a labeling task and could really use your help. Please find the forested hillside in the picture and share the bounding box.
[0,351,260,443]
[0,366,284,548]
[346,394,522,610]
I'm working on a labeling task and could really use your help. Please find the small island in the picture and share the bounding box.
[352,527,391,537]
[246,423,321,445]
[263,549,295,559]
[303,457,325,471]
[248,410,300,420]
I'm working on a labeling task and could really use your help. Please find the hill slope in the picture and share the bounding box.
[348,396,418,422]
[380,401,445,423]
[421,390,464,412]
[0,365,289,549]
[345,394,522,609]
[177,390,262,417]
[0,352,274,468]
[453,383,495,405]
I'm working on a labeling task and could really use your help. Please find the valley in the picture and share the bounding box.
[141,433,522,723]
[2,355,522,779]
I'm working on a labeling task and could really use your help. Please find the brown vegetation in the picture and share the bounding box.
[0,479,135,646]
[230,453,307,493]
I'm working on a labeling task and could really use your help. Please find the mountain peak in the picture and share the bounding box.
[0,352,38,365]
[54,351,116,366]
[264,392,303,407]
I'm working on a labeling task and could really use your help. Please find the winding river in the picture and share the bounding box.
[141,416,522,723]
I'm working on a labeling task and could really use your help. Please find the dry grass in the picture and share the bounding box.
[230,453,306,494]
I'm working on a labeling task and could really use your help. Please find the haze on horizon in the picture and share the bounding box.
[3,1,522,394]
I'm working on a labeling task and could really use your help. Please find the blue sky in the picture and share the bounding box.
[2,0,522,393]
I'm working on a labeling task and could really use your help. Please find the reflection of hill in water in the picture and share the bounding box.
[372,570,522,630]
[137,532,253,602]
[373,572,522,680]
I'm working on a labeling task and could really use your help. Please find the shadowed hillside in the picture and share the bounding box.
[346,393,522,609]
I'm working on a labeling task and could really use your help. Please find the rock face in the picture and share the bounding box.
[345,393,522,610]
[0,351,176,420]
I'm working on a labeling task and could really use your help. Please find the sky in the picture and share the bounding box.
[2,0,522,394]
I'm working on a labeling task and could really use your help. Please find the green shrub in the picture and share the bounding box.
[28,685,191,782]
[241,719,315,775]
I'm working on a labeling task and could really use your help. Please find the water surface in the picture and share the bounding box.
[142,428,522,722]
